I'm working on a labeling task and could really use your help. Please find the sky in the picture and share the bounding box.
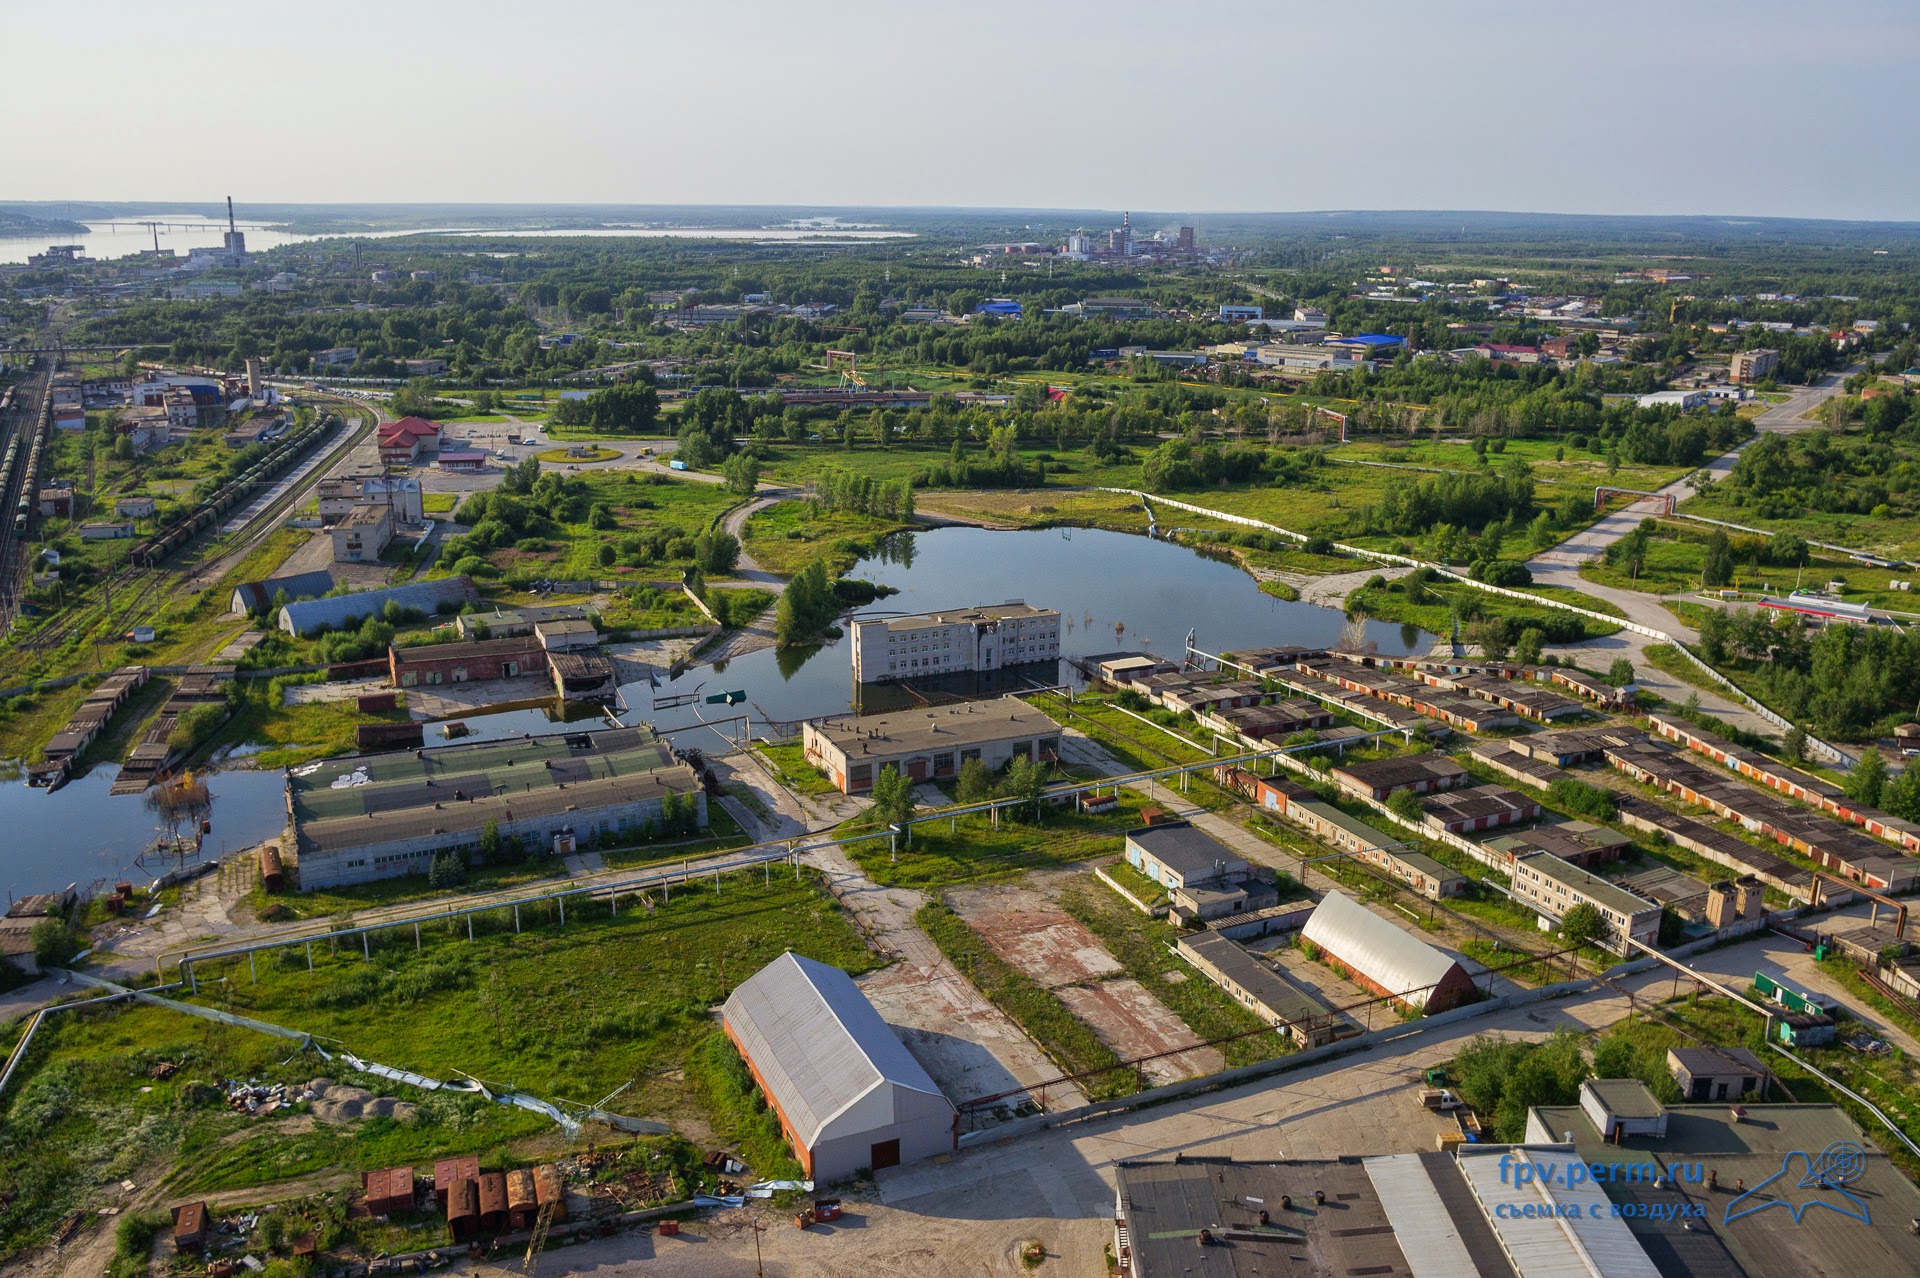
[10,0,1920,220]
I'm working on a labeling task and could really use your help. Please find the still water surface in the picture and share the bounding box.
[0,527,1432,896]
[0,217,912,265]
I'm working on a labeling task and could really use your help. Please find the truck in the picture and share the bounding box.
[669,458,688,471]
[1419,1088,1460,1111]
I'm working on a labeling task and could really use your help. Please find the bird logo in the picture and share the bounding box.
[1724,1143,1871,1226]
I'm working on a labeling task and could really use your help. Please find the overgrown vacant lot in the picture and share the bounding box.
[740,498,910,574]
[0,872,874,1255]
[846,787,1152,888]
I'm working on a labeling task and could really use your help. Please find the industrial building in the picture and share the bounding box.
[721,952,956,1181]
[1522,1100,1920,1278]
[847,601,1060,683]
[230,569,334,617]
[1174,932,1343,1047]
[1284,799,1467,900]
[389,635,545,688]
[1667,1046,1770,1102]
[1329,753,1469,802]
[319,474,424,526]
[1508,853,1661,952]
[1124,821,1277,921]
[286,726,705,889]
[330,504,394,562]
[1113,1140,1737,1278]
[277,577,477,636]
[1419,783,1541,835]
[1299,891,1476,1012]
[801,698,1061,794]
[1484,819,1632,869]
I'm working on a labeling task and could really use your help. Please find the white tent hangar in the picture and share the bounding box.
[1300,891,1477,1012]
[721,952,957,1181]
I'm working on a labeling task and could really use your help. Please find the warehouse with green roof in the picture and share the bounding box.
[285,725,706,889]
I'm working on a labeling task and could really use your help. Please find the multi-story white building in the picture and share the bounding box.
[849,601,1061,684]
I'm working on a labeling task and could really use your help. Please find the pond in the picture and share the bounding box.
[0,526,1434,896]
[0,766,290,900]
[447,526,1436,751]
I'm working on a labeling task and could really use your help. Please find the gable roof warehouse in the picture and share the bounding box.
[721,952,956,1182]
[1300,891,1476,1012]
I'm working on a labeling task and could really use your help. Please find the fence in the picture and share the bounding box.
[1102,487,1854,769]
[958,977,1592,1148]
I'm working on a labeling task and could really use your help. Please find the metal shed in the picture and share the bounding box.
[445,1177,479,1240]
[721,952,957,1183]
[276,576,476,637]
[171,1201,209,1252]
[361,1166,414,1216]
[532,1163,568,1221]
[477,1171,508,1233]
[1300,891,1476,1013]
[506,1169,537,1229]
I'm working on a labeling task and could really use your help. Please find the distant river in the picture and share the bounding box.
[0,217,913,265]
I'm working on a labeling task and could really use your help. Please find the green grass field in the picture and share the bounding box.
[846,786,1152,888]
[740,500,912,575]
[0,869,875,1257]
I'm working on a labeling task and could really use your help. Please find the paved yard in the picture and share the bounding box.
[950,882,1224,1083]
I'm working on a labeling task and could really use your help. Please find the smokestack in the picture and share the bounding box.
[227,196,236,237]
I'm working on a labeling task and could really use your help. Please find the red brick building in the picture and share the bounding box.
[390,636,544,688]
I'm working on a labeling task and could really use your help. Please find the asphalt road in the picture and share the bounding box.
[1524,371,1855,745]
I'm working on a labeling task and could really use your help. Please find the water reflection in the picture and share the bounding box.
[440,526,1440,754]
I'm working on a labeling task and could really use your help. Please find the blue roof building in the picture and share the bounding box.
[975,299,1023,318]
[277,577,478,636]
[231,569,336,616]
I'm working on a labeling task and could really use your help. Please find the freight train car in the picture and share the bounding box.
[129,413,336,568]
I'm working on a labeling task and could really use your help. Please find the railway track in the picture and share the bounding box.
[0,369,50,630]
[7,394,378,653]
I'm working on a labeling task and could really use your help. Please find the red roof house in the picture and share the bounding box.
[378,417,441,463]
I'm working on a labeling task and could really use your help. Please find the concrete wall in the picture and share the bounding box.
[811,1087,956,1183]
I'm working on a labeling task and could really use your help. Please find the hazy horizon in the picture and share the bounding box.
[12,0,1920,220]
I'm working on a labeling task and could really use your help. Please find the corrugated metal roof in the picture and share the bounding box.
[233,569,335,614]
[278,577,477,635]
[1363,1153,1493,1278]
[1301,891,1465,1008]
[722,952,946,1150]
[1460,1146,1663,1278]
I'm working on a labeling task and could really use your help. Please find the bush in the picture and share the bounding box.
[1547,776,1616,822]
[1303,536,1336,556]
[31,917,79,968]
[167,700,227,754]
[1386,789,1425,822]
[1477,560,1533,588]
[686,1032,804,1178]
[109,1210,172,1278]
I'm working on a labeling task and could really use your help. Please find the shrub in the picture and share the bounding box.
[1478,560,1533,588]
[1386,789,1425,822]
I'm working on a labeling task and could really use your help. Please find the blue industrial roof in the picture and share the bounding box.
[232,569,336,615]
[1339,334,1407,346]
[976,300,1023,315]
[277,577,478,636]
